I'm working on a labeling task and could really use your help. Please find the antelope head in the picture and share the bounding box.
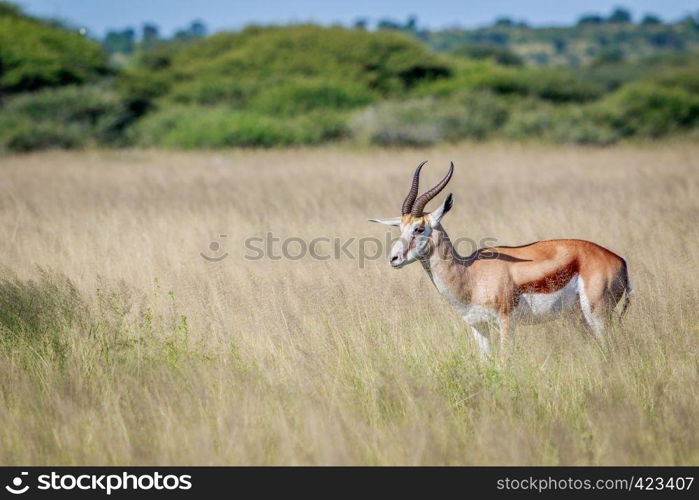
[370,161,454,268]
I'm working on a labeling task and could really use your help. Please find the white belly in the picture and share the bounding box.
[513,274,580,325]
[431,270,582,326]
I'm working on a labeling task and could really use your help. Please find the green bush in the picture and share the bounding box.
[0,2,22,17]
[576,53,699,92]
[503,102,620,145]
[0,120,84,152]
[3,9,699,151]
[649,67,699,95]
[249,80,375,116]
[0,85,132,151]
[501,101,555,140]
[117,68,174,116]
[350,91,508,146]
[115,42,186,115]
[449,43,523,66]
[165,77,250,107]
[503,82,699,144]
[115,25,452,137]
[601,83,699,137]
[0,9,108,93]
[576,62,652,92]
[440,91,509,140]
[126,25,452,109]
[416,63,603,103]
[131,106,348,148]
[351,100,441,146]
[511,68,603,103]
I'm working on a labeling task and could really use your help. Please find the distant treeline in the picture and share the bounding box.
[1,1,698,152]
[100,7,699,68]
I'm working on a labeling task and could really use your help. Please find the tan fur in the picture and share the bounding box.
[419,224,629,359]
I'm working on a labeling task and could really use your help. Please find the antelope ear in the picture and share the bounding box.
[429,193,453,225]
[368,217,402,227]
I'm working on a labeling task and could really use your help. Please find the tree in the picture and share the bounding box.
[173,20,208,42]
[377,18,401,30]
[640,14,662,26]
[0,5,108,92]
[592,49,625,66]
[142,23,159,46]
[377,16,416,32]
[678,14,699,30]
[104,28,135,54]
[0,1,22,17]
[450,43,523,66]
[552,38,566,54]
[190,20,207,38]
[649,30,685,49]
[405,15,417,32]
[494,17,514,27]
[353,18,368,30]
[577,14,604,26]
[608,7,632,24]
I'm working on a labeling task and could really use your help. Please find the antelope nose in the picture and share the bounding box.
[390,254,402,267]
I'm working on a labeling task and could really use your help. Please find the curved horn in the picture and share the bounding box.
[411,161,454,217]
[401,160,427,215]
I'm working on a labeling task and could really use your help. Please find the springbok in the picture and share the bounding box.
[370,161,631,361]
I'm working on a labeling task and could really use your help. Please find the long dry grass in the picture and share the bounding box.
[0,142,697,465]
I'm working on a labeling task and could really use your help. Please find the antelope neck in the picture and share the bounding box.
[419,225,473,299]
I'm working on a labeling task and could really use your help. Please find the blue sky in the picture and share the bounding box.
[15,0,699,37]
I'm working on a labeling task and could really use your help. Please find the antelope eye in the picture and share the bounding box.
[414,226,425,233]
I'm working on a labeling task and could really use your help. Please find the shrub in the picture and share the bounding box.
[416,63,603,103]
[351,100,441,146]
[504,83,699,144]
[4,85,129,131]
[575,62,656,92]
[501,101,555,140]
[649,67,699,95]
[477,68,603,103]
[126,25,452,109]
[0,120,85,152]
[449,43,523,66]
[249,80,375,116]
[600,83,699,137]
[165,77,251,107]
[533,70,603,103]
[117,68,174,116]
[131,106,348,148]
[0,85,132,151]
[350,91,508,146]
[502,101,620,145]
[0,2,22,17]
[440,91,509,140]
[577,53,699,92]
[412,61,503,97]
[0,9,108,93]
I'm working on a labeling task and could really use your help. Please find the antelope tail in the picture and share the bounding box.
[619,260,632,319]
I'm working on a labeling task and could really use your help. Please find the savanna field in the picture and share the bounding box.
[0,142,697,465]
